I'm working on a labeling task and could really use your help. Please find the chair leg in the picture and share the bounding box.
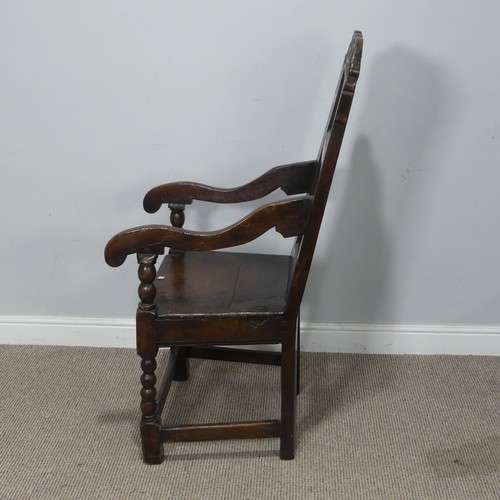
[139,355,164,464]
[296,318,301,395]
[173,347,190,381]
[280,319,298,460]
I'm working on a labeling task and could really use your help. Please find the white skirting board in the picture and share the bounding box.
[1,315,500,355]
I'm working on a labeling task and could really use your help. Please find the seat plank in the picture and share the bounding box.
[155,251,291,317]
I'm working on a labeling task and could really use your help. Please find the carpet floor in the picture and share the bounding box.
[1,345,499,499]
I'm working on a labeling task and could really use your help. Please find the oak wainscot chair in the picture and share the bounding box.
[105,31,362,463]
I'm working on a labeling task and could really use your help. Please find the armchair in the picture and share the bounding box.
[105,31,362,463]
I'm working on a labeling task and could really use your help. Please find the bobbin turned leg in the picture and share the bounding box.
[139,352,163,464]
[137,254,163,464]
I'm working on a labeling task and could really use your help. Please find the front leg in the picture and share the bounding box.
[137,254,163,464]
[139,352,163,464]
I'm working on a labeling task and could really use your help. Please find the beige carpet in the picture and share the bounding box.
[1,345,499,499]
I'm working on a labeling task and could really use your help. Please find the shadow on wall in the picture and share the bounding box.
[303,45,446,326]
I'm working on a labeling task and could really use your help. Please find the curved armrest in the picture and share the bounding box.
[143,160,317,213]
[105,197,312,267]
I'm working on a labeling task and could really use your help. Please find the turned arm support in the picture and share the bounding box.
[143,160,317,213]
[105,197,312,267]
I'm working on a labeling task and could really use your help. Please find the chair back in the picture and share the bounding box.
[287,31,363,314]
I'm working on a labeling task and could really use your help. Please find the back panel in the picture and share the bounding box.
[287,31,363,314]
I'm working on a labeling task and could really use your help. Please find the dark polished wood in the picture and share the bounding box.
[143,160,317,211]
[155,251,292,316]
[104,31,362,463]
[105,197,311,267]
[160,420,281,443]
[187,346,281,365]
[156,347,179,415]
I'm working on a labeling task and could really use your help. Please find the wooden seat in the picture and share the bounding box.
[155,251,291,317]
[105,31,363,463]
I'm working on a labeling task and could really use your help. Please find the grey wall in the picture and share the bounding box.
[2,1,499,325]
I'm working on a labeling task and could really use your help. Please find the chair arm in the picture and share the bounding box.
[143,160,317,213]
[105,197,312,267]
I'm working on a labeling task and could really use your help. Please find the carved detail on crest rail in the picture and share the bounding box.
[344,30,363,82]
